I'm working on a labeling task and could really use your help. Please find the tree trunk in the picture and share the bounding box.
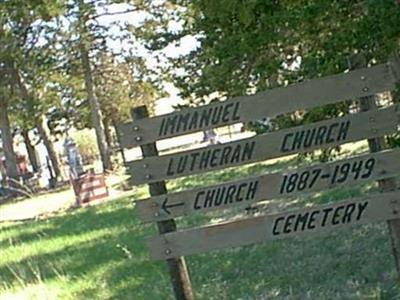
[10,64,61,180]
[22,128,39,172]
[0,99,19,180]
[80,44,111,171]
[36,115,62,181]
[112,118,127,166]
[103,117,115,170]
[103,116,113,149]
[78,3,111,172]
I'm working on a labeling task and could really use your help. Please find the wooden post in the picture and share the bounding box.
[132,106,194,300]
[350,54,400,276]
[359,94,400,276]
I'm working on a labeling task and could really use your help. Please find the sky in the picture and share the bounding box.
[97,3,199,59]
[96,3,200,113]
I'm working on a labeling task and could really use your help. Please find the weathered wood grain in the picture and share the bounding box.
[148,190,400,260]
[135,149,400,222]
[127,104,400,184]
[119,63,398,147]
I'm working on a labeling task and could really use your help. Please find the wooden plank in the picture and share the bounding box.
[135,149,400,222]
[127,104,400,184]
[147,190,400,260]
[117,122,137,149]
[119,63,399,147]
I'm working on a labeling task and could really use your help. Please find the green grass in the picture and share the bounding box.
[1,154,400,299]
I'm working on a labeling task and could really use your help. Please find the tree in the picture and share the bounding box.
[76,0,112,171]
[21,128,39,172]
[12,66,64,180]
[142,0,400,160]
[93,51,161,149]
[61,0,166,170]
[0,79,19,180]
[0,0,56,181]
[0,0,65,185]
[154,1,400,98]
[0,6,21,181]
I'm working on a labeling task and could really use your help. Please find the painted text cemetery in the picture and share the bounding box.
[117,56,400,298]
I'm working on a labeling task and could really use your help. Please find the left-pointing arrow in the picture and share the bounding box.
[161,198,184,214]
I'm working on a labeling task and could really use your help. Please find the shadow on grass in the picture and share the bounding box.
[0,184,72,206]
[2,149,400,299]
[0,203,139,246]
[0,236,171,298]
[187,223,400,300]
[2,202,400,300]
[0,198,176,300]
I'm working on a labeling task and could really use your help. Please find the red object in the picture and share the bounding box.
[17,155,28,175]
[0,154,28,175]
[72,171,109,205]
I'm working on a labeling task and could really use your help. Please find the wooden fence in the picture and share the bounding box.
[72,170,109,205]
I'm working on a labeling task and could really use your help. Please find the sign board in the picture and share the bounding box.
[128,105,400,184]
[147,190,400,260]
[119,62,399,147]
[136,149,400,222]
[119,56,400,299]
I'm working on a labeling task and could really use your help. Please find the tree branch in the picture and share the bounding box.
[91,8,142,20]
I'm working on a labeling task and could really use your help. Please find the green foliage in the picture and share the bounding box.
[71,129,98,164]
[94,51,162,122]
[144,0,400,160]
[0,0,68,136]
[174,0,400,93]
[2,0,164,145]
[387,134,400,149]
[386,89,400,148]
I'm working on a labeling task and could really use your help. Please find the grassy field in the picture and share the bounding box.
[1,148,400,299]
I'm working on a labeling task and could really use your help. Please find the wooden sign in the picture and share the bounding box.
[127,105,400,184]
[120,56,400,300]
[119,62,399,147]
[147,190,400,260]
[135,149,400,222]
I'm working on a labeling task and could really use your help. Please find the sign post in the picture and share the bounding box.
[119,57,400,297]
[351,54,400,275]
[359,94,400,274]
[131,106,194,300]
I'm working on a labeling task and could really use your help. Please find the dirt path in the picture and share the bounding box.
[0,189,76,222]
[0,175,132,222]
